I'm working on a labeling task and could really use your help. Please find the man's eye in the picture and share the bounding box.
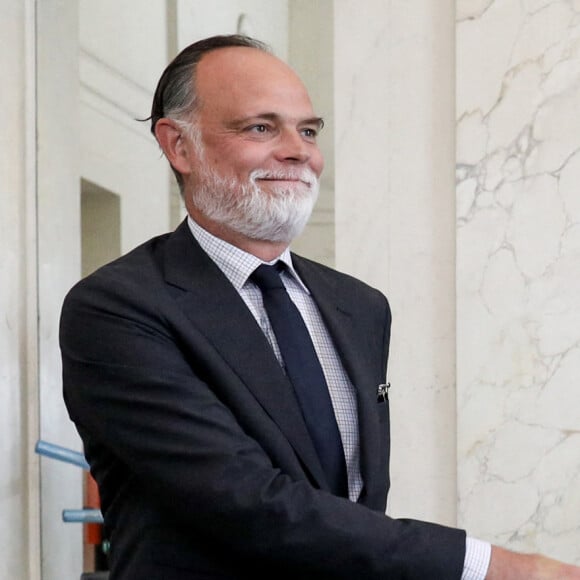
[302,128,318,139]
[248,124,269,133]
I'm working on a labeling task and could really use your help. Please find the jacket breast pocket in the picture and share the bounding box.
[376,382,390,424]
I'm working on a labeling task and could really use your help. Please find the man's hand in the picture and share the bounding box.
[487,546,580,579]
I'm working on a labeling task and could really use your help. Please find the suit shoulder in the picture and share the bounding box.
[291,253,388,296]
[63,231,171,305]
[291,254,390,311]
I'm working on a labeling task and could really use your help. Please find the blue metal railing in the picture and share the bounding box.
[35,440,90,470]
[35,440,103,525]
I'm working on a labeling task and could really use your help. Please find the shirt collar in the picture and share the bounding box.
[186,216,310,294]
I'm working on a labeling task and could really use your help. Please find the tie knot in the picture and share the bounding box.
[251,263,285,291]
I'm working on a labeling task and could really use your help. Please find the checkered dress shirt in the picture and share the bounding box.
[187,217,363,502]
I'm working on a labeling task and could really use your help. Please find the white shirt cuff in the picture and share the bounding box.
[461,536,491,580]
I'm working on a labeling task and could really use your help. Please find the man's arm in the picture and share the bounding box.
[486,546,580,579]
[462,540,580,579]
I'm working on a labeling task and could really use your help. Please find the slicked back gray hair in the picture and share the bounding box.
[149,35,271,193]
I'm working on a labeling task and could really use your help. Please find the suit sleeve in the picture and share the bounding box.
[60,264,466,580]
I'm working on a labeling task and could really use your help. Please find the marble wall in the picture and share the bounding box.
[456,0,580,562]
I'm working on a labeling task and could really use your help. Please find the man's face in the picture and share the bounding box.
[181,47,325,244]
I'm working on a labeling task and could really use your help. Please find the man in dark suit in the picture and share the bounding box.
[60,35,580,579]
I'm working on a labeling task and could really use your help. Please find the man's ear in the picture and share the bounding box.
[154,118,193,176]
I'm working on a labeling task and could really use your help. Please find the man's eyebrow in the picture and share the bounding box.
[229,113,325,130]
[302,116,325,130]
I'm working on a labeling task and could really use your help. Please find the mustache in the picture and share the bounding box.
[250,168,318,186]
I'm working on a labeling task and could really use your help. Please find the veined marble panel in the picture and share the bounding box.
[457,0,580,562]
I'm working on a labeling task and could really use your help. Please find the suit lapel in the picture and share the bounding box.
[160,222,328,489]
[292,256,383,504]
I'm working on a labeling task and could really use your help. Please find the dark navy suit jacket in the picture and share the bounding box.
[60,219,465,579]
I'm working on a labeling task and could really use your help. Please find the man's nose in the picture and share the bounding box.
[274,128,310,163]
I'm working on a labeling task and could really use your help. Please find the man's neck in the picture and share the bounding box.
[187,211,289,262]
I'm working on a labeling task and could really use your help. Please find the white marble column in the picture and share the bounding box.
[457,0,580,563]
[334,0,458,526]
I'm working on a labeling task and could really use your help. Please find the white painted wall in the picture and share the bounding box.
[35,2,171,578]
[0,2,40,578]
[177,0,289,59]
[36,2,83,577]
[79,0,171,252]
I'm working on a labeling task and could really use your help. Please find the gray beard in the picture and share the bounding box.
[188,166,319,244]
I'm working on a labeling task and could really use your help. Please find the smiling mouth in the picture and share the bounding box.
[251,168,316,187]
[257,177,310,185]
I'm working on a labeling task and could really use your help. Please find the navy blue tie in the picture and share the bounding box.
[251,263,348,497]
